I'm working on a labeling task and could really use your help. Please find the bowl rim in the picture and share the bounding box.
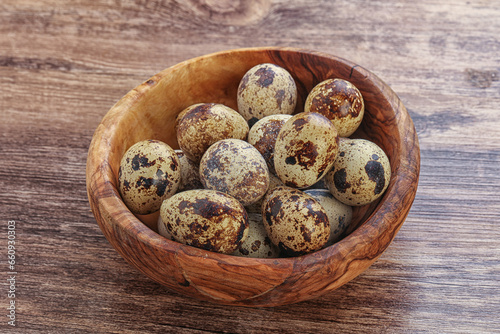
[86,46,420,304]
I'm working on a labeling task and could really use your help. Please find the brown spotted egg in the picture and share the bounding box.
[175,150,203,192]
[247,114,292,175]
[304,189,352,246]
[304,79,365,137]
[232,213,280,258]
[118,140,181,215]
[160,189,249,254]
[157,214,175,241]
[199,139,270,206]
[325,139,391,206]
[262,186,330,256]
[176,103,249,163]
[174,103,198,133]
[245,173,285,213]
[237,63,297,125]
[274,112,339,189]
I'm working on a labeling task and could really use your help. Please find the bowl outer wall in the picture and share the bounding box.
[86,47,420,307]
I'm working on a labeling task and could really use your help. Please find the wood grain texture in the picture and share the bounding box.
[1,0,499,332]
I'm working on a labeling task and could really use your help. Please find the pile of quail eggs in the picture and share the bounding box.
[117,63,391,258]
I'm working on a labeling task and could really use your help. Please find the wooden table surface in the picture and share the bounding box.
[1,0,499,333]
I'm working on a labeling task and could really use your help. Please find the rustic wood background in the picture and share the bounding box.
[1,0,499,333]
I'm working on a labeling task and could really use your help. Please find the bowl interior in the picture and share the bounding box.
[106,48,396,228]
[87,47,419,307]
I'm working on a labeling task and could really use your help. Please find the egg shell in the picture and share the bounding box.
[304,79,365,137]
[176,103,249,163]
[157,214,175,241]
[199,139,270,206]
[261,186,330,256]
[274,112,339,189]
[160,189,249,254]
[232,212,280,258]
[118,139,181,215]
[247,114,292,175]
[304,189,352,246]
[325,138,391,206]
[245,173,285,213]
[174,103,198,133]
[237,63,297,125]
[175,150,203,192]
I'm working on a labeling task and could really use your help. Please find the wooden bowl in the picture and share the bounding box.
[86,47,420,307]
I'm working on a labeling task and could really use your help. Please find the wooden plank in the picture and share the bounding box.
[0,0,499,332]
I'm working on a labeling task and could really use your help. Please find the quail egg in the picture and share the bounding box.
[325,138,391,206]
[262,186,330,256]
[304,189,352,246]
[247,114,292,175]
[157,214,175,241]
[175,150,203,192]
[176,103,249,163]
[304,78,364,137]
[274,112,339,189]
[160,189,249,254]
[237,63,297,125]
[199,139,270,206]
[118,139,181,215]
[232,212,280,258]
[245,173,285,213]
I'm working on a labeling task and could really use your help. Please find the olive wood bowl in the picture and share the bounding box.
[86,47,420,307]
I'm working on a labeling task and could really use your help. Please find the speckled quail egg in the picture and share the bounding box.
[232,212,280,258]
[247,114,292,175]
[304,79,365,137]
[174,103,198,133]
[118,139,181,215]
[262,186,330,256]
[237,63,297,125]
[245,173,285,213]
[325,138,391,206]
[175,150,203,192]
[304,189,352,246]
[199,139,270,206]
[274,112,339,189]
[160,189,249,254]
[157,214,175,241]
[176,103,249,163]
